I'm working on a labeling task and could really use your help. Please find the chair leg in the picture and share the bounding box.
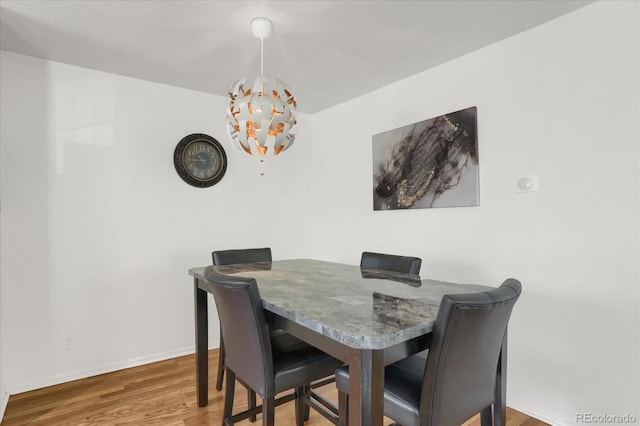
[262,395,275,426]
[338,390,349,426]
[295,386,305,426]
[480,405,493,426]
[216,327,225,391]
[249,389,257,422]
[223,369,236,425]
[303,385,310,421]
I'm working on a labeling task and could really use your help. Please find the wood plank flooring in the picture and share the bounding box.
[2,350,548,425]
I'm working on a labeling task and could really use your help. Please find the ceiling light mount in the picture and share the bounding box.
[226,17,297,175]
[251,17,272,40]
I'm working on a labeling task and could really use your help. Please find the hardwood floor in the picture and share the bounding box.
[2,350,548,425]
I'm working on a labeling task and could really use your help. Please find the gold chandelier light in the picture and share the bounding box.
[226,17,297,174]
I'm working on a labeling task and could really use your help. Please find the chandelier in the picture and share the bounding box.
[226,17,297,175]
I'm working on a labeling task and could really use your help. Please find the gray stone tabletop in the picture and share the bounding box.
[190,259,493,350]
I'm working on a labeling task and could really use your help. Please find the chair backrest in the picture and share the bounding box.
[420,279,522,426]
[212,247,272,266]
[205,270,275,398]
[360,251,422,275]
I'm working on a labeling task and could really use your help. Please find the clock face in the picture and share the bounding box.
[174,134,227,188]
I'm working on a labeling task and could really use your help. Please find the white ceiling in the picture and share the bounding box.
[0,0,595,113]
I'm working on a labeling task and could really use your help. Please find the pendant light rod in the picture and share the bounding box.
[251,17,272,75]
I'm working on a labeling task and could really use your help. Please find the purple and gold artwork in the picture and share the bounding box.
[372,106,479,210]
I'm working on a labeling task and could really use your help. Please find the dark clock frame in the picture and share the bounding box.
[174,133,227,188]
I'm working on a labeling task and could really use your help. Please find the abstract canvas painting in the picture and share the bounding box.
[372,106,479,210]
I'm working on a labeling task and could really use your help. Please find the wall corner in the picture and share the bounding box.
[0,385,9,423]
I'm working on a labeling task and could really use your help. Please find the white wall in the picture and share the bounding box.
[0,1,638,425]
[0,51,312,396]
[303,1,639,424]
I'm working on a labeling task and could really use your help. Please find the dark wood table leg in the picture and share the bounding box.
[194,278,209,407]
[494,331,507,426]
[348,349,384,426]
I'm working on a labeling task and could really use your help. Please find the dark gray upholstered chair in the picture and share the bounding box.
[213,248,273,269]
[212,248,273,391]
[212,248,272,421]
[335,279,522,426]
[207,270,343,426]
[360,251,422,276]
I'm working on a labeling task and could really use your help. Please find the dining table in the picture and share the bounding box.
[189,258,507,426]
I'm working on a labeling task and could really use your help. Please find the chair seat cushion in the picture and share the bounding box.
[335,354,426,426]
[273,335,343,394]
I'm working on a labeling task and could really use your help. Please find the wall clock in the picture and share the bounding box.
[174,133,227,188]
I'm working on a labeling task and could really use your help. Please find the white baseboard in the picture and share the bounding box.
[7,342,220,395]
[509,402,566,426]
[1,385,9,424]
